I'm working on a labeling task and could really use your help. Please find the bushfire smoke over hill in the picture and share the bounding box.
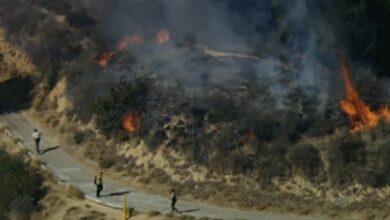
[90,0,333,107]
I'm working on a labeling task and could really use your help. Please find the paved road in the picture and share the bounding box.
[0,112,327,220]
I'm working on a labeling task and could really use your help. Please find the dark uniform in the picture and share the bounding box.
[94,171,103,197]
[170,189,178,212]
[32,129,41,154]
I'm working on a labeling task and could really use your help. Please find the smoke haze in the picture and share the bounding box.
[83,0,338,108]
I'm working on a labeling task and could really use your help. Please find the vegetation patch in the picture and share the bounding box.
[99,157,116,169]
[66,185,85,199]
[73,131,84,144]
[92,77,150,138]
[147,210,161,217]
[0,149,43,217]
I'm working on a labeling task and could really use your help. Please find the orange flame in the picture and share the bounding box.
[96,51,114,67]
[117,34,144,51]
[246,128,255,142]
[155,29,170,44]
[96,30,169,67]
[379,106,390,122]
[340,59,390,132]
[121,111,141,133]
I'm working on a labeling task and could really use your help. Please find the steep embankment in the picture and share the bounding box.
[0,28,36,82]
[0,112,330,220]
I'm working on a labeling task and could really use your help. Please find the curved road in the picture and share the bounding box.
[0,112,327,220]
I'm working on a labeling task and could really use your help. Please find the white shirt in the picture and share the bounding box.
[32,131,41,139]
[171,192,176,200]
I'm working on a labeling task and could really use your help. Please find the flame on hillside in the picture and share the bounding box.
[340,59,390,132]
[155,29,170,44]
[246,128,255,142]
[96,52,114,67]
[117,34,144,51]
[96,29,169,67]
[121,111,141,133]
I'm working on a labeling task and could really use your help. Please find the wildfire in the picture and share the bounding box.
[117,34,144,51]
[340,58,390,132]
[121,111,141,133]
[96,51,114,67]
[96,29,170,67]
[246,128,255,142]
[155,29,170,44]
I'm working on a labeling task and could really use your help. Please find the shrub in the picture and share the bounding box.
[207,94,239,123]
[289,144,323,182]
[147,210,161,216]
[226,153,254,175]
[338,135,366,164]
[328,135,367,187]
[9,196,35,220]
[99,158,115,169]
[93,77,150,137]
[31,158,44,169]
[164,212,174,218]
[207,153,226,174]
[252,116,279,142]
[66,10,97,28]
[0,150,42,216]
[67,185,85,199]
[73,131,84,144]
[144,129,167,151]
[210,126,240,152]
[128,207,139,218]
[16,148,30,158]
[175,215,196,220]
[366,141,390,187]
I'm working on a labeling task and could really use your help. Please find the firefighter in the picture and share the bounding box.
[170,188,178,213]
[94,170,103,197]
[32,129,42,154]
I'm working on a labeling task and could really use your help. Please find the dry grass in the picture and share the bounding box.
[174,215,196,220]
[15,148,30,158]
[66,185,85,199]
[0,28,36,75]
[22,76,390,219]
[41,169,57,183]
[127,207,141,218]
[11,136,22,144]
[164,212,174,218]
[31,158,44,168]
[9,211,30,220]
[147,210,161,217]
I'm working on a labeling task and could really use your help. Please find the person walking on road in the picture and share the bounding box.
[170,188,179,213]
[32,129,42,154]
[94,170,103,197]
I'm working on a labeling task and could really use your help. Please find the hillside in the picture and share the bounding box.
[0,0,390,219]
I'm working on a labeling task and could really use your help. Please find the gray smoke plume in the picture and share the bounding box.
[86,0,336,109]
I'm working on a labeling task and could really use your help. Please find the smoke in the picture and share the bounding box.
[88,0,336,109]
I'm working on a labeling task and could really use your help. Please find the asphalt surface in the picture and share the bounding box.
[0,112,327,220]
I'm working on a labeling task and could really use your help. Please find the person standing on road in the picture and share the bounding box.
[94,170,103,197]
[32,129,42,154]
[170,188,179,213]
